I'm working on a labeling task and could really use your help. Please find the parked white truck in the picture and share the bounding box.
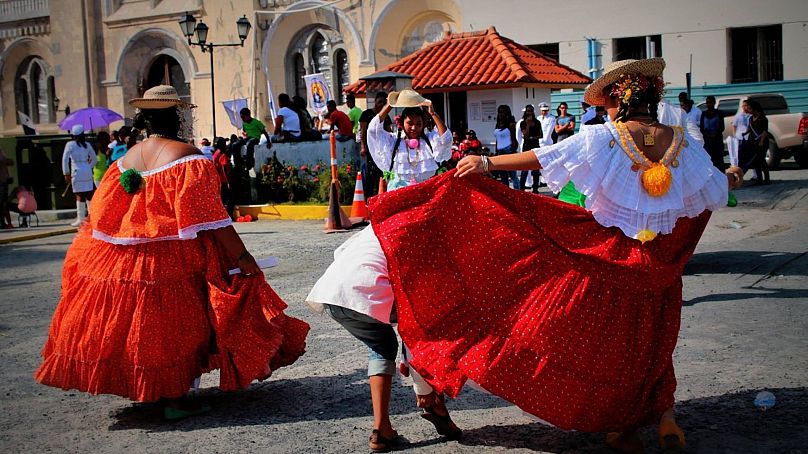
[698,94,808,169]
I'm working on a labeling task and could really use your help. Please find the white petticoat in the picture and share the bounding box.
[534,123,727,239]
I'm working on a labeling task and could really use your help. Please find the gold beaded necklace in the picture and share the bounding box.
[614,121,686,197]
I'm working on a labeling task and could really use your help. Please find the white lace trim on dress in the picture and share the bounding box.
[533,123,727,238]
[116,154,208,176]
[92,217,232,245]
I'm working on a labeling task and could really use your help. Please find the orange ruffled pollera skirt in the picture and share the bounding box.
[35,226,309,402]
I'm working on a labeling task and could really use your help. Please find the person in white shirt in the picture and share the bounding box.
[580,100,597,125]
[727,99,753,169]
[537,102,556,147]
[61,124,97,226]
[680,98,703,144]
[306,89,460,451]
[198,138,214,160]
[271,93,302,142]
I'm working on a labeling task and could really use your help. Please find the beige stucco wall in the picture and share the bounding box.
[460,0,808,85]
[783,21,808,80]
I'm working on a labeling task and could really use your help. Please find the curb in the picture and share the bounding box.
[236,204,353,220]
[0,227,78,245]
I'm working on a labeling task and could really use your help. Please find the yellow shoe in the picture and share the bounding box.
[606,431,644,454]
[658,418,686,450]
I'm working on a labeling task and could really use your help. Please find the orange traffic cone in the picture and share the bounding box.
[349,171,368,225]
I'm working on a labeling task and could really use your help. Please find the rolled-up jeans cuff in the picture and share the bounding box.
[368,357,396,376]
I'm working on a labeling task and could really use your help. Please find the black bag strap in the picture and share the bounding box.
[389,129,402,173]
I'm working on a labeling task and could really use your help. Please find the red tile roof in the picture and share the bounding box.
[346,26,591,95]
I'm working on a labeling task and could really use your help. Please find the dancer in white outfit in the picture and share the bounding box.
[306,89,461,452]
[61,125,97,226]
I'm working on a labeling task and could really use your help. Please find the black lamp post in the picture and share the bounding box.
[179,12,251,139]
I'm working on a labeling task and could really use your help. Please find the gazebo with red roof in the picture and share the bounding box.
[345,26,591,144]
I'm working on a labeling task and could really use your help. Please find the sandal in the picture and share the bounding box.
[420,406,462,440]
[658,418,686,451]
[369,429,398,453]
[606,431,644,454]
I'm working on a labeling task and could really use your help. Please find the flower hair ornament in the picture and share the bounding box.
[609,73,665,107]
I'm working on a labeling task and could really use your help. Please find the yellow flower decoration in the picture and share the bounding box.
[641,162,673,197]
[637,229,657,243]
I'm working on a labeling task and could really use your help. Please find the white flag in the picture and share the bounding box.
[221,99,248,130]
[17,111,37,135]
[303,73,332,115]
[266,79,278,121]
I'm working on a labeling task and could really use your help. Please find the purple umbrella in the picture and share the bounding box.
[58,107,123,132]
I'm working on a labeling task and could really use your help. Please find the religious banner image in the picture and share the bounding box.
[303,73,331,115]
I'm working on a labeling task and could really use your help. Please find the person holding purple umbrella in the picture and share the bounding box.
[61,124,96,226]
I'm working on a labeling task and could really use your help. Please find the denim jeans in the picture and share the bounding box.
[325,304,398,376]
[495,145,520,190]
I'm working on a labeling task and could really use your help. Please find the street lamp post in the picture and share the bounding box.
[179,13,251,139]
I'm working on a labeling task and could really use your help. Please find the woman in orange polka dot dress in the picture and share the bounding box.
[368,59,744,453]
[35,86,309,418]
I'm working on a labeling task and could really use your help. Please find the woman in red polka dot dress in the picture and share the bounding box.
[367,59,744,453]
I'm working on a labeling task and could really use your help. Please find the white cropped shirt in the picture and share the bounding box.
[367,115,452,188]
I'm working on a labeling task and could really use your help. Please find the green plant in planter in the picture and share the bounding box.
[259,152,288,203]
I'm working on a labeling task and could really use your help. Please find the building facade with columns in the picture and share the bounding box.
[1,0,806,139]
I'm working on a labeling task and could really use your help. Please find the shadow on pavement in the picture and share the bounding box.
[453,387,807,453]
[685,287,808,306]
[686,250,807,277]
[107,368,510,432]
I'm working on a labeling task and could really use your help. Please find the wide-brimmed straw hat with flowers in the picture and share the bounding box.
[583,58,665,106]
[129,85,195,109]
[387,89,430,108]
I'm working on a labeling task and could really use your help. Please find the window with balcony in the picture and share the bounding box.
[613,35,661,61]
[730,25,782,83]
[14,56,56,124]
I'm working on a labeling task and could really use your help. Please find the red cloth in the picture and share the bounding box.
[460,138,482,154]
[212,149,230,185]
[369,170,711,432]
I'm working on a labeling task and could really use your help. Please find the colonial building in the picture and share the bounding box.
[1,0,806,139]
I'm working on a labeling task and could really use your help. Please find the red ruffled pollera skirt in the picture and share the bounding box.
[369,171,711,432]
[35,226,309,402]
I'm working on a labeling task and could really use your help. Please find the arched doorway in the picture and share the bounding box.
[285,26,351,105]
[145,55,191,104]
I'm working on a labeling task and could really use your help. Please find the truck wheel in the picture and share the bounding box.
[795,149,808,169]
[766,141,782,170]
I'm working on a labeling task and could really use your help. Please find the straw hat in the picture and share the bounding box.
[129,85,194,109]
[583,58,665,105]
[387,89,430,108]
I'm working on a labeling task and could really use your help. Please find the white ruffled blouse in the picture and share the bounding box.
[534,122,728,239]
[367,115,452,187]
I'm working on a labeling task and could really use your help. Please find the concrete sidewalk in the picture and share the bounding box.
[0,221,77,244]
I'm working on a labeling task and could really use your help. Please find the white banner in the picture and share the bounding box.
[17,111,37,135]
[266,79,278,121]
[221,98,248,130]
[303,73,332,115]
